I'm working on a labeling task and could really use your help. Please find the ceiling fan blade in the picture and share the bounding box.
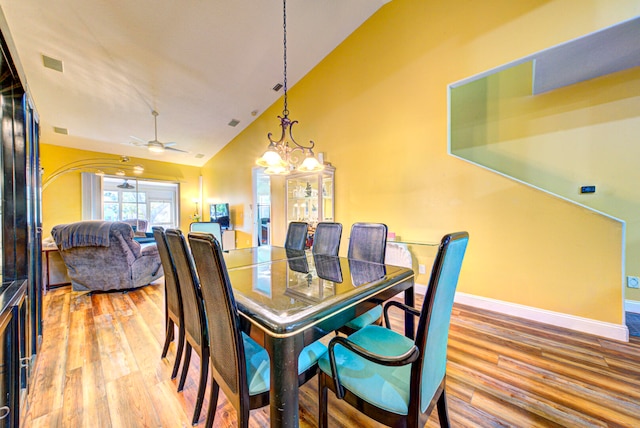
[166,146,188,153]
[130,111,187,153]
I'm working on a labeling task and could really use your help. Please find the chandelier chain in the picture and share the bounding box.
[282,0,288,117]
[255,0,324,175]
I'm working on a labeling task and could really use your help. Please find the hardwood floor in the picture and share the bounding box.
[25,281,640,427]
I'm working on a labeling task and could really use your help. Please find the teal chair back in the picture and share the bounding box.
[415,232,468,412]
[190,222,222,246]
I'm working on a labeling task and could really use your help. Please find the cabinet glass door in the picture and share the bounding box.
[285,167,334,225]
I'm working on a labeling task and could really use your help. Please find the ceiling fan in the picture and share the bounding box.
[117,179,135,189]
[130,110,187,153]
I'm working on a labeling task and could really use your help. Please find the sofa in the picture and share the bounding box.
[51,220,164,292]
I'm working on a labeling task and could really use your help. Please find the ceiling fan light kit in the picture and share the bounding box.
[131,110,187,154]
[117,179,135,189]
[147,140,165,153]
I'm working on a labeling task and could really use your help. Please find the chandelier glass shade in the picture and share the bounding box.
[256,0,324,176]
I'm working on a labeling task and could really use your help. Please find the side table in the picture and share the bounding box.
[42,246,71,289]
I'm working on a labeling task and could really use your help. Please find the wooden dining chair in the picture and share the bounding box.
[339,222,388,334]
[165,229,209,425]
[187,231,327,428]
[152,226,185,380]
[318,232,469,428]
[312,222,342,256]
[285,221,309,251]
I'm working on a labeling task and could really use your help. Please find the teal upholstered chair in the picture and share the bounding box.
[318,232,469,427]
[339,222,388,334]
[187,232,327,428]
[190,222,222,246]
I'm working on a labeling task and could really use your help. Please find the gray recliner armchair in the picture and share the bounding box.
[52,220,163,292]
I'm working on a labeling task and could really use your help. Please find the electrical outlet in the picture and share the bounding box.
[627,276,640,289]
[418,264,426,274]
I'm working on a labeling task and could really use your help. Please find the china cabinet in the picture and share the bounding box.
[285,166,335,226]
[0,27,42,427]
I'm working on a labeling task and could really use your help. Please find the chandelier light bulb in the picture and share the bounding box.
[264,164,289,175]
[297,153,323,173]
[257,149,284,167]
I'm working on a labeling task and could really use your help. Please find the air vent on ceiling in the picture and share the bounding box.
[195,153,205,159]
[42,55,63,72]
[272,83,283,91]
[53,126,68,135]
[228,119,240,127]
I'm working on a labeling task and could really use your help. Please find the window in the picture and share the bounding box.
[101,177,179,229]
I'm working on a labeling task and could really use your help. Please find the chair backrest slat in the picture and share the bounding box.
[285,222,309,251]
[312,222,342,256]
[347,223,388,264]
[152,227,182,319]
[165,229,207,350]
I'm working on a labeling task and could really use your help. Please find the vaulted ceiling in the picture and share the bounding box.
[0,0,389,166]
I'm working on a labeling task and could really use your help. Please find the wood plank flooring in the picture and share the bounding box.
[24,281,640,427]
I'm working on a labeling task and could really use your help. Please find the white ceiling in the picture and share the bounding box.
[0,0,389,166]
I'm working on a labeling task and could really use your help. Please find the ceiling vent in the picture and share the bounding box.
[272,83,283,92]
[53,126,68,135]
[42,55,63,72]
[228,119,240,127]
[195,153,205,159]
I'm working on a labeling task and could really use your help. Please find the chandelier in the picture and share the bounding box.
[256,0,324,176]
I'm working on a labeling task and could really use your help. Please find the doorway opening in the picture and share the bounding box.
[253,169,271,246]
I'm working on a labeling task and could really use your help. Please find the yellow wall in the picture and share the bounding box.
[201,0,640,324]
[451,57,640,302]
[41,144,202,237]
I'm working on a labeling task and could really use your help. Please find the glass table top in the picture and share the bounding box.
[222,245,298,269]
[223,250,414,337]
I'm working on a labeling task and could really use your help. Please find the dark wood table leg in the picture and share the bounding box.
[264,334,304,428]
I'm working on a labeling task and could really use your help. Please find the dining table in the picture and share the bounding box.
[221,245,417,428]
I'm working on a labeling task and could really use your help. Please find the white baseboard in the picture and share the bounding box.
[454,292,629,342]
[414,283,427,296]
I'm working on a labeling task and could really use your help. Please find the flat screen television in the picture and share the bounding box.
[210,203,231,229]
